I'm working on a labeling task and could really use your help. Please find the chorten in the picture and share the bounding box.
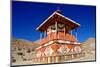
[35,9,82,63]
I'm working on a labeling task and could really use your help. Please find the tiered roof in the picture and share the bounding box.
[36,10,80,32]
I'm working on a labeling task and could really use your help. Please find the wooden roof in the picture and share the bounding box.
[36,11,80,32]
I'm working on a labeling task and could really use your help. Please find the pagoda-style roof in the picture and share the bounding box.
[36,11,80,32]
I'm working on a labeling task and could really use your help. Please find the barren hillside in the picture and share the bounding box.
[12,38,40,65]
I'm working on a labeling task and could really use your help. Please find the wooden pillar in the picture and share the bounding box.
[65,55,67,60]
[72,54,74,58]
[55,21,58,38]
[48,56,51,63]
[38,58,39,63]
[56,56,60,63]
[44,30,47,38]
[46,57,48,63]
[52,56,55,63]
[75,29,78,41]
[64,26,66,39]
[36,58,37,63]
[70,30,72,35]
[40,33,42,40]
[42,57,45,63]
[40,57,42,63]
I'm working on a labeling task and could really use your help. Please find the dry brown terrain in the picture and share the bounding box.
[66,38,96,62]
[12,38,39,65]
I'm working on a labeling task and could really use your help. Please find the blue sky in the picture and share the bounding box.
[12,1,96,42]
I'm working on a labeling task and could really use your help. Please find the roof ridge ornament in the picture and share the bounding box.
[56,7,62,14]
